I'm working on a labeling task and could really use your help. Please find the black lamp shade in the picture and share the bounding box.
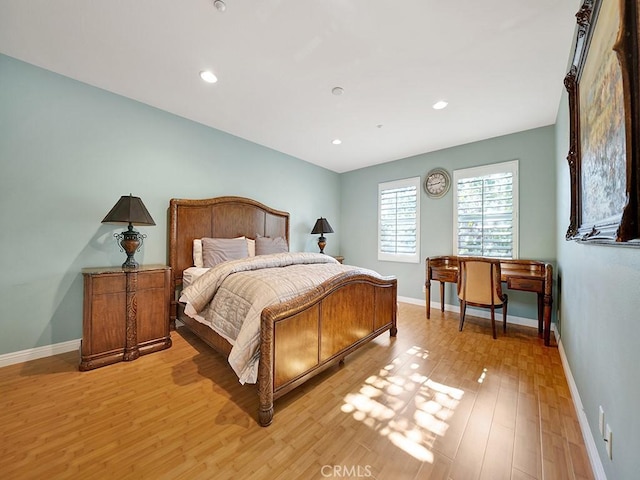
[310,218,334,235]
[102,194,156,226]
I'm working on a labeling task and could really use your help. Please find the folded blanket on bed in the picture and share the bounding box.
[179,252,382,384]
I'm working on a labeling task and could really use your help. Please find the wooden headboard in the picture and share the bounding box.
[168,196,290,289]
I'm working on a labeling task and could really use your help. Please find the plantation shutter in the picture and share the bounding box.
[378,177,420,263]
[454,161,518,258]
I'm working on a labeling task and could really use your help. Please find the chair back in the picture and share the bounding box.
[457,257,504,306]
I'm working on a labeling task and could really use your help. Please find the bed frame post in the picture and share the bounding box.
[258,311,274,427]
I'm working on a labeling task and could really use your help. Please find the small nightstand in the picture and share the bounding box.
[331,255,344,264]
[79,264,172,371]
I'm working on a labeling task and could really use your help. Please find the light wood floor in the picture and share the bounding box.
[0,303,594,480]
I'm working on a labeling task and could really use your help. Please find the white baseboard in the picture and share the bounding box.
[0,339,81,368]
[558,337,607,480]
[397,295,425,306]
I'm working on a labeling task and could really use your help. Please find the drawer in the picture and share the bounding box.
[137,270,167,290]
[432,269,458,283]
[90,274,126,295]
[507,276,543,292]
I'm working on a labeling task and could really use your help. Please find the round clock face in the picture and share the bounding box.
[424,168,451,198]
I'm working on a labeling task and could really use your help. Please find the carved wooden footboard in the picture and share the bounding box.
[258,271,397,426]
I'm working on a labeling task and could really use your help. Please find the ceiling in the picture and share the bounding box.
[0,0,581,173]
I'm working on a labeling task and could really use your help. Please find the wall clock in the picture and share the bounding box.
[424,168,451,198]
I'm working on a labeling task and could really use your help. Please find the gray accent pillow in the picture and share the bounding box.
[255,236,289,255]
[202,237,249,267]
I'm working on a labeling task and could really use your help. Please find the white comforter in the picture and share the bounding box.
[179,252,381,384]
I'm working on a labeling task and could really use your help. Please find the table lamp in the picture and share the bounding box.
[102,194,156,269]
[311,217,334,254]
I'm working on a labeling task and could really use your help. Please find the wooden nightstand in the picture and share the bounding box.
[79,265,172,371]
[331,255,344,264]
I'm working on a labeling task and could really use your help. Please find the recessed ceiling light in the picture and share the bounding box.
[331,87,344,96]
[432,100,448,110]
[200,71,218,83]
[213,0,226,12]
[332,139,342,145]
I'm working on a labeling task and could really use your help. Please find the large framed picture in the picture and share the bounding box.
[565,0,640,244]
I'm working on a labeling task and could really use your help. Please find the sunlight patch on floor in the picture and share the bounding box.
[340,346,464,462]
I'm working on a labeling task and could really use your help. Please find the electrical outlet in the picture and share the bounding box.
[605,424,613,460]
[599,406,605,436]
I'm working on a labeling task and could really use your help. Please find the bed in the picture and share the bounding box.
[168,196,397,426]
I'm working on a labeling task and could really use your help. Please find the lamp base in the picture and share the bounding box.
[122,256,139,270]
[116,224,145,269]
[317,236,326,254]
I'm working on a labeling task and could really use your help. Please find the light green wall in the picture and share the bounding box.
[0,54,341,355]
[340,126,557,319]
[555,86,640,479]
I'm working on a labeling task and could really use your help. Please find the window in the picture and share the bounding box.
[378,177,420,263]
[453,160,519,258]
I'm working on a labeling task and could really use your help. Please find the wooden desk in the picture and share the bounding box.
[425,256,553,346]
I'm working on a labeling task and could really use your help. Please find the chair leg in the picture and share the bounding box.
[490,305,497,339]
[459,301,466,331]
[502,307,507,333]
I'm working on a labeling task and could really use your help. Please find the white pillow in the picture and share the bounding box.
[246,237,256,257]
[193,237,255,267]
[193,239,204,267]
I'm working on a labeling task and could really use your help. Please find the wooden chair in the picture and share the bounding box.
[457,257,508,339]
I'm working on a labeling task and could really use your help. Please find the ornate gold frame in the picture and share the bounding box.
[565,0,640,244]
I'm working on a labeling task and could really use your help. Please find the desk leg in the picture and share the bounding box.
[537,293,544,335]
[426,280,431,318]
[440,282,445,313]
[543,294,552,346]
[543,264,553,347]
